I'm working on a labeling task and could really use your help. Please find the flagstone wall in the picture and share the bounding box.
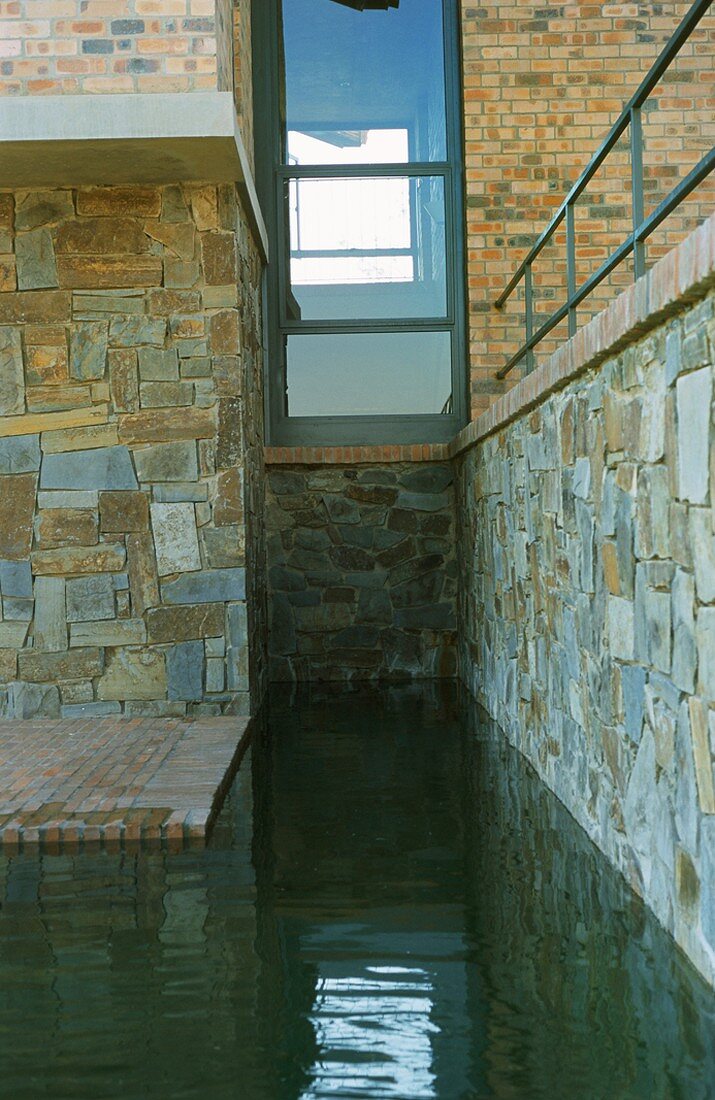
[0,182,267,719]
[456,285,715,987]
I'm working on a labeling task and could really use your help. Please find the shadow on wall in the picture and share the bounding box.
[265,463,458,681]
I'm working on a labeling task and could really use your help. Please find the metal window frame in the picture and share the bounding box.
[253,0,468,446]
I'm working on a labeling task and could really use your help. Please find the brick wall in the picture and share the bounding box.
[463,1,715,416]
[0,0,226,96]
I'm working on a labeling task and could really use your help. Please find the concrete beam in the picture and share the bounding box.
[0,91,268,260]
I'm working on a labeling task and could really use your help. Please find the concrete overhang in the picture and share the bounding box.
[0,91,268,260]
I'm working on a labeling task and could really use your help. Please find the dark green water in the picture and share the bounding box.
[1,684,714,1099]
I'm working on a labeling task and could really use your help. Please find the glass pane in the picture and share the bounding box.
[285,176,447,321]
[281,0,447,164]
[286,332,452,417]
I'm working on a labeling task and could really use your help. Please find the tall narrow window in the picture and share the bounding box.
[254,0,466,445]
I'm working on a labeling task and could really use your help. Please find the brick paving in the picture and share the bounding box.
[0,716,250,853]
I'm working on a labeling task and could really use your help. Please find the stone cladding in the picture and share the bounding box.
[266,463,458,682]
[462,1,715,415]
[457,287,715,987]
[0,181,267,719]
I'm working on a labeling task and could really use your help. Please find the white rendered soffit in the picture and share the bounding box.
[0,91,268,260]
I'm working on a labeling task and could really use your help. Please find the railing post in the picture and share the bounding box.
[630,105,646,280]
[566,201,577,337]
[525,262,535,374]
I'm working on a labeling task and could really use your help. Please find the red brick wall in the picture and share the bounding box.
[462,1,715,416]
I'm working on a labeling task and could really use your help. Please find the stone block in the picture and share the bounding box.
[18,647,103,682]
[99,491,149,533]
[108,349,139,414]
[25,342,69,387]
[15,229,58,292]
[70,619,146,647]
[676,368,712,504]
[146,603,225,643]
[161,568,245,605]
[33,576,66,652]
[214,467,243,526]
[0,650,17,681]
[76,187,161,218]
[0,560,32,598]
[209,309,239,355]
[109,315,167,348]
[0,473,37,560]
[15,190,74,230]
[0,256,15,292]
[126,532,160,614]
[396,490,450,513]
[35,508,98,548]
[96,647,167,701]
[41,446,138,491]
[201,231,236,285]
[62,702,121,718]
[41,424,119,455]
[70,322,108,381]
[8,681,60,719]
[137,347,179,381]
[139,381,194,408]
[672,568,697,695]
[0,434,41,475]
[206,657,225,693]
[201,526,244,568]
[144,220,196,259]
[688,697,715,814]
[118,407,215,444]
[150,503,201,575]
[32,543,126,575]
[57,255,163,290]
[154,483,208,503]
[26,382,92,414]
[608,595,635,661]
[56,217,149,254]
[0,621,29,648]
[66,575,116,622]
[216,398,241,468]
[37,490,97,510]
[689,508,715,605]
[696,608,715,702]
[3,597,33,622]
[0,290,70,326]
[167,640,204,701]
[0,326,25,416]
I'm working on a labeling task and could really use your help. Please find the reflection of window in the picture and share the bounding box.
[254,0,465,446]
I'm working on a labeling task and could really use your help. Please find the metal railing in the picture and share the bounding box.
[495,0,715,380]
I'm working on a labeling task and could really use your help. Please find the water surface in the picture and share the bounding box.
[1,684,714,1099]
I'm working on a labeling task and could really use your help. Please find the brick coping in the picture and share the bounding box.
[264,215,715,467]
[0,715,251,854]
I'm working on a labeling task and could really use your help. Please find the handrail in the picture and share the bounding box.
[495,0,715,380]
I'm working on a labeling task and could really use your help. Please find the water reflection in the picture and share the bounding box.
[0,684,714,1099]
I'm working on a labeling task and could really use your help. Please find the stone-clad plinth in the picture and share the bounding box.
[0,715,250,852]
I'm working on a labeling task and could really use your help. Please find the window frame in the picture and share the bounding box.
[253,0,468,446]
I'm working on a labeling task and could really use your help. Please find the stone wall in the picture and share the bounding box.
[0,0,229,96]
[266,463,457,682]
[0,182,266,719]
[456,288,715,986]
